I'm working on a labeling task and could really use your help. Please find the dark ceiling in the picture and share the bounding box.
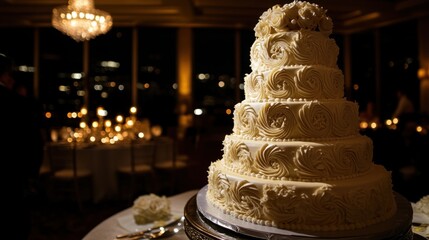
[1,0,429,34]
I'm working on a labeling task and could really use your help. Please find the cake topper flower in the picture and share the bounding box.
[254,1,333,38]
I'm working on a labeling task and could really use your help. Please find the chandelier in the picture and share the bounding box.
[52,0,113,42]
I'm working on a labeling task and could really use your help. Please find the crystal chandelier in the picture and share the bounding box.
[52,0,113,42]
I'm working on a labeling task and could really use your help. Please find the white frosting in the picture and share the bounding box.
[221,134,373,181]
[253,1,333,39]
[250,2,336,73]
[250,31,339,73]
[207,163,396,231]
[206,0,397,233]
[244,65,344,100]
[232,100,359,139]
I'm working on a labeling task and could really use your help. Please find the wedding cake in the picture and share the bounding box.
[206,1,400,233]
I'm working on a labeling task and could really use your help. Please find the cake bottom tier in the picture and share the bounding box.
[207,161,397,231]
[186,186,414,240]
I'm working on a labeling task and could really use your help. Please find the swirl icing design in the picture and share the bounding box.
[324,68,344,98]
[257,103,295,139]
[260,182,384,228]
[266,67,296,99]
[301,185,348,226]
[244,73,265,100]
[250,31,338,72]
[228,180,262,218]
[332,145,361,174]
[295,65,323,98]
[234,103,258,136]
[252,144,294,178]
[263,33,295,69]
[223,138,253,170]
[261,185,302,223]
[298,102,332,138]
[293,146,334,178]
[290,31,337,67]
[333,103,358,137]
[207,165,396,231]
[221,135,374,181]
[245,66,344,101]
[234,101,359,139]
[207,164,230,205]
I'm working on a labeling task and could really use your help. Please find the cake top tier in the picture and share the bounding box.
[254,1,333,38]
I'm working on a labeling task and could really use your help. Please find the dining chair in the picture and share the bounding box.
[46,142,93,212]
[153,136,191,195]
[39,148,52,178]
[35,152,52,197]
[39,164,51,176]
[116,139,157,201]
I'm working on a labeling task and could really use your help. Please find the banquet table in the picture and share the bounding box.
[83,189,198,240]
[44,138,174,203]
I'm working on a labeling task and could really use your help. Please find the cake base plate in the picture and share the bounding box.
[184,185,415,240]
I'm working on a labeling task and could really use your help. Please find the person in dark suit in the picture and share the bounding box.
[13,73,46,179]
[0,53,44,239]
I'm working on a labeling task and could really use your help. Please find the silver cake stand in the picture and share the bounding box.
[184,185,417,240]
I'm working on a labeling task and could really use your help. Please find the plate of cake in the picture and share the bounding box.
[117,193,182,232]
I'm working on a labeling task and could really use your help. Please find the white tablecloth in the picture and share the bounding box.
[83,189,198,240]
[44,139,174,202]
[77,143,132,202]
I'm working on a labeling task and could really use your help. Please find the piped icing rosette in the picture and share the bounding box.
[244,72,266,100]
[257,102,295,139]
[254,1,333,38]
[250,1,338,73]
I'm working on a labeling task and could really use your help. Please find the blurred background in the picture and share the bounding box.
[1,0,429,238]
[0,0,428,137]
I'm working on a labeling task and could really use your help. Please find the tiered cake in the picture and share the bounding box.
[206,1,399,233]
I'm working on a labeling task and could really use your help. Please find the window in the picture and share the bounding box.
[0,28,34,96]
[138,27,177,128]
[193,28,236,127]
[89,27,132,122]
[39,27,83,128]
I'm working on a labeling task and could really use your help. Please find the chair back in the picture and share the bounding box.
[153,136,176,167]
[45,141,92,211]
[154,136,193,169]
[129,140,157,174]
[116,140,157,200]
[47,142,78,178]
[152,136,191,194]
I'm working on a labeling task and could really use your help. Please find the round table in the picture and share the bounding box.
[83,189,198,240]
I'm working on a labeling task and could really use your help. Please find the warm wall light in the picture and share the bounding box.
[418,67,429,80]
[52,0,113,42]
